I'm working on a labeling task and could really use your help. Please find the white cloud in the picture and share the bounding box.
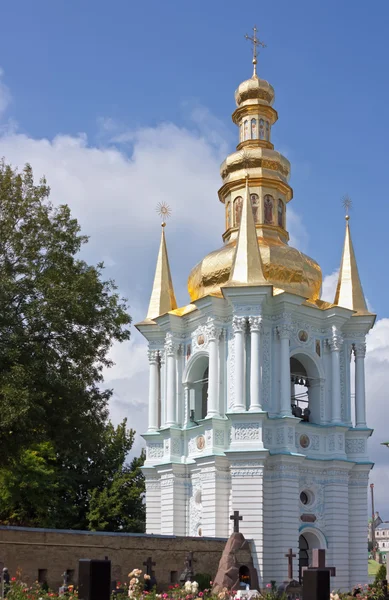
[0,68,11,119]
[321,269,339,303]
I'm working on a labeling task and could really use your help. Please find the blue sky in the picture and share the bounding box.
[0,0,388,512]
[1,0,389,314]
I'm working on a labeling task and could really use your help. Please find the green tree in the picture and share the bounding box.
[0,161,143,530]
[87,450,146,532]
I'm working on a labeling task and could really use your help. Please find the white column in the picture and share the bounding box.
[207,319,221,418]
[165,333,177,427]
[232,316,247,411]
[249,316,262,411]
[354,342,367,427]
[147,349,160,432]
[279,323,292,417]
[329,328,343,423]
[183,383,190,427]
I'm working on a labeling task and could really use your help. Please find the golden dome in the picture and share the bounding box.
[188,231,322,302]
[235,75,275,107]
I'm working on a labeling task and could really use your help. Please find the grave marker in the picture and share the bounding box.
[230,511,243,533]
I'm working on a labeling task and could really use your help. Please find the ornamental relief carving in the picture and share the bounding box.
[276,427,285,445]
[228,330,235,409]
[262,331,271,408]
[191,325,209,353]
[172,437,181,456]
[214,429,225,447]
[346,438,365,454]
[311,435,320,451]
[340,349,346,421]
[232,316,247,333]
[233,423,260,441]
[264,428,273,447]
[147,443,164,459]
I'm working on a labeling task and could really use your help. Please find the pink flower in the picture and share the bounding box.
[199,593,204,597]
[162,595,168,599]
[266,584,272,589]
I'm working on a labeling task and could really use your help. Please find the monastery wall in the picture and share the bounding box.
[0,526,227,591]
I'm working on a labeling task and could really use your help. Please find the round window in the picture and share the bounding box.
[300,490,314,506]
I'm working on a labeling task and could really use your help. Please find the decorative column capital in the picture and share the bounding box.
[232,316,247,333]
[165,332,178,357]
[206,317,222,341]
[354,342,366,358]
[278,323,292,340]
[328,327,344,352]
[147,349,160,364]
[248,316,263,332]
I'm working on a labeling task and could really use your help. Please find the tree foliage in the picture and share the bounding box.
[0,161,144,530]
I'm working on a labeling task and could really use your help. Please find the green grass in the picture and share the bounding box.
[368,559,381,576]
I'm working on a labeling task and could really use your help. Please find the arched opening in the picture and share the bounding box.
[239,565,250,588]
[185,353,209,422]
[264,194,273,224]
[234,196,243,227]
[298,530,323,582]
[250,193,260,223]
[290,352,322,424]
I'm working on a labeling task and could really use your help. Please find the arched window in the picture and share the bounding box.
[278,199,284,227]
[259,119,265,140]
[234,196,243,227]
[243,120,249,141]
[251,118,257,139]
[264,194,273,224]
[201,366,209,419]
[251,193,260,223]
[226,200,232,229]
[266,121,270,141]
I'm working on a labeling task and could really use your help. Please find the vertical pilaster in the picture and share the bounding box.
[159,466,188,535]
[279,321,292,417]
[231,457,267,586]
[349,468,369,587]
[324,466,351,590]
[199,457,230,538]
[165,333,177,427]
[263,458,300,584]
[232,316,247,411]
[144,471,161,534]
[329,327,344,423]
[249,316,262,411]
[147,349,160,432]
[354,342,367,427]
[207,319,221,418]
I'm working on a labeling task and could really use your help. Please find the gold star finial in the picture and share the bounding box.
[245,26,266,77]
[342,195,352,221]
[156,202,172,227]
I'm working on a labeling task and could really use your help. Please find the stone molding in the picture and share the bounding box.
[354,342,367,358]
[328,326,344,352]
[147,349,160,364]
[248,316,263,332]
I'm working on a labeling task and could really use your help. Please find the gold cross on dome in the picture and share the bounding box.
[342,194,352,220]
[245,26,266,76]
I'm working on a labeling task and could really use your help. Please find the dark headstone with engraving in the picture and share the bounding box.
[284,579,303,600]
[78,559,111,600]
[303,569,330,600]
[179,552,195,583]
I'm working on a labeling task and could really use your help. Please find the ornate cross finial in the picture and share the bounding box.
[156,202,172,228]
[245,26,266,77]
[342,194,352,221]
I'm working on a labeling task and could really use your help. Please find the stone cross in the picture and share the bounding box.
[302,549,336,577]
[230,510,243,533]
[186,552,194,569]
[285,548,297,580]
[143,557,156,576]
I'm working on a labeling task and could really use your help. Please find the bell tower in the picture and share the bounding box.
[137,29,375,591]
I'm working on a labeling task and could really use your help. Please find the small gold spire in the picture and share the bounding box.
[245,25,266,77]
[228,175,267,286]
[334,202,369,315]
[146,210,177,321]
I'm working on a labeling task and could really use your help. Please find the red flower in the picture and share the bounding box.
[11,577,16,582]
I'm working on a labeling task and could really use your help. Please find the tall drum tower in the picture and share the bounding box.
[137,30,375,589]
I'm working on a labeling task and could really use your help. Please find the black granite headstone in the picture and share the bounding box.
[78,559,111,600]
[303,569,330,600]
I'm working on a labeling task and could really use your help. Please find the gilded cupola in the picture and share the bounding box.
[188,28,322,303]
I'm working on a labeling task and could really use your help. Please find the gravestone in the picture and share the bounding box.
[302,550,335,600]
[179,552,195,583]
[143,556,157,591]
[59,571,69,596]
[277,549,302,600]
[78,559,111,600]
[1,568,10,598]
[212,521,259,594]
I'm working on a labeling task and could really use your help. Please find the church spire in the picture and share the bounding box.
[228,175,267,286]
[146,219,177,321]
[334,207,368,315]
